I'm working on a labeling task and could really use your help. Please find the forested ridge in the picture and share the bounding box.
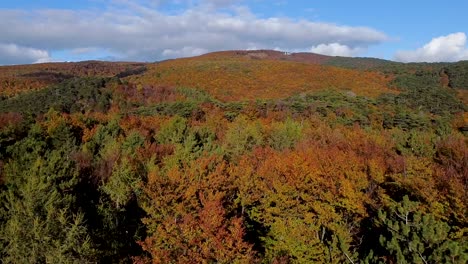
[0,51,467,263]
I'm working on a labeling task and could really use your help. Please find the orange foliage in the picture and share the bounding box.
[119,115,168,139]
[456,89,468,105]
[0,61,146,97]
[433,135,468,223]
[129,55,396,101]
[140,156,255,263]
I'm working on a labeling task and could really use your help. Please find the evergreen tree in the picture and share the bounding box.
[0,137,95,263]
[367,196,468,264]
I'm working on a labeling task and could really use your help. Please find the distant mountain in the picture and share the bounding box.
[1,50,467,102]
[130,50,395,101]
[193,49,468,73]
[193,50,398,69]
[189,50,468,89]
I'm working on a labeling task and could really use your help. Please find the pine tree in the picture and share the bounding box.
[0,137,96,263]
[368,196,468,264]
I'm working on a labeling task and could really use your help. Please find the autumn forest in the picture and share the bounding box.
[0,50,467,263]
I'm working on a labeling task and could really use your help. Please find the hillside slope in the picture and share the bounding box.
[2,50,467,102]
[0,50,467,263]
[0,61,146,97]
[127,52,395,101]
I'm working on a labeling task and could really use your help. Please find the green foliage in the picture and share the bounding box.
[444,61,468,89]
[131,87,215,117]
[156,116,189,145]
[267,118,303,150]
[2,124,47,184]
[83,119,122,157]
[77,119,146,262]
[391,71,441,91]
[0,139,96,263]
[222,101,245,121]
[0,113,33,160]
[382,109,430,130]
[368,196,468,264]
[223,115,263,158]
[324,56,398,70]
[0,58,467,263]
[101,158,141,209]
[135,101,199,117]
[392,130,436,157]
[0,77,112,115]
[280,90,376,126]
[122,131,145,155]
[387,71,465,115]
[156,116,219,168]
[262,219,352,264]
[397,86,464,115]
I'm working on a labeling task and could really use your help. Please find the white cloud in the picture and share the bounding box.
[0,2,388,64]
[309,43,362,57]
[395,32,468,62]
[162,46,209,57]
[0,43,52,65]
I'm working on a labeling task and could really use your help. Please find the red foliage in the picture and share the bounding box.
[0,112,23,129]
[113,84,182,106]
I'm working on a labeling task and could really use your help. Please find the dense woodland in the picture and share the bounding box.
[0,51,467,263]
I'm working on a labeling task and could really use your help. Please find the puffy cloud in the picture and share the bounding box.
[395,32,468,62]
[309,43,362,57]
[0,43,52,65]
[0,2,388,64]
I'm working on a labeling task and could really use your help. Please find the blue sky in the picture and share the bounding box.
[1,0,468,64]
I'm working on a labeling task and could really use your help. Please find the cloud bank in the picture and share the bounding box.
[0,43,52,65]
[0,1,388,65]
[395,32,468,62]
